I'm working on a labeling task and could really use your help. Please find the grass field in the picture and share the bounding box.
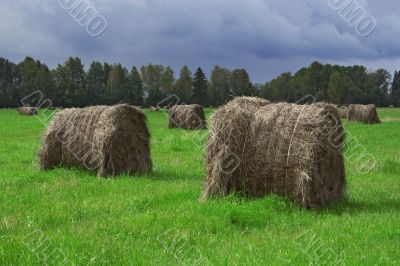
[0,108,399,265]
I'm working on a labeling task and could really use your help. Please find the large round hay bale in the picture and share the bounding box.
[38,104,152,177]
[168,104,206,130]
[18,107,38,116]
[203,97,271,196]
[203,98,346,208]
[347,104,381,124]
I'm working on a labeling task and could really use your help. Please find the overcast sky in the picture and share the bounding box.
[1,0,399,82]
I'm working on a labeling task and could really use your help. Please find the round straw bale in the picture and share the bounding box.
[338,107,348,119]
[203,98,346,208]
[38,104,152,177]
[168,104,206,130]
[150,106,160,112]
[18,107,38,116]
[347,104,381,124]
[228,96,271,109]
[203,97,271,196]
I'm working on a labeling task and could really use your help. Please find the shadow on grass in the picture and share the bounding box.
[319,197,400,215]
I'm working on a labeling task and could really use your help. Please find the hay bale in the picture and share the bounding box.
[168,104,206,130]
[347,104,381,124]
[38,104,152,177]
[18,107,38,116]
[150,106,160,112]
[227,96,271,108]
[203,97,346,208]
[338,107,348,119]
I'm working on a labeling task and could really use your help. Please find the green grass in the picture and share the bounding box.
[0,108,399,265]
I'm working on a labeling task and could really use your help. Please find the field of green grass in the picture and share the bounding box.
[0,108,399,265]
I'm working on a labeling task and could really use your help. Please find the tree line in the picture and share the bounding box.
[0,57,399,108]
[261,62,399,106]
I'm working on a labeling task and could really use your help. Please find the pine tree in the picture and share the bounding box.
[192,67,208,105]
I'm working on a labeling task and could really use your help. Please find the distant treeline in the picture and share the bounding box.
[0,57,399,108]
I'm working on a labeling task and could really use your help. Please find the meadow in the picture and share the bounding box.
[0,108,399,265]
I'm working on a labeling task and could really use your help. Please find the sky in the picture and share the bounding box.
[1,0,400,83]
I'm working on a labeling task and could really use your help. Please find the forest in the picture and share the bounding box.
[0,57,399,108]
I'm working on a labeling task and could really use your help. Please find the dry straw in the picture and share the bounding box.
[347,104,381,124]
[168,104,206,130]
[150,106,160,112]
[38,104,152,177]
[338,106,348,119]
[18,107,38,116]
[202,97,346,208]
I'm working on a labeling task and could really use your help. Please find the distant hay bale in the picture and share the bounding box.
[347,104,381,124]
[168,104,206,130]
[150,106,160,112]
[228,96,271,108]
[18,107,38,116]
[38,104,152,177]
[202,97,346,208]
[338,107,348,119]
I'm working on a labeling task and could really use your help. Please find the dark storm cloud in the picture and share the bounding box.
[1,0,399,82]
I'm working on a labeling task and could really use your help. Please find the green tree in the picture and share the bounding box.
[106,64,130,104]
[390,71,400,106]
[129,66,144,106]
[53,64,68,107]
[192,67,208,105]
[0,58,19,107]
[37,64,55,106]
[86,61,106,105]
[230,69,255,97]
[208,65,231,106]
[141,64,165,106]
[174,65,192,103]
[162,66,175,95]
[327,71,343,104]
[55,57,86,107]
[19,57,39,99]
[263,72,293,102]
